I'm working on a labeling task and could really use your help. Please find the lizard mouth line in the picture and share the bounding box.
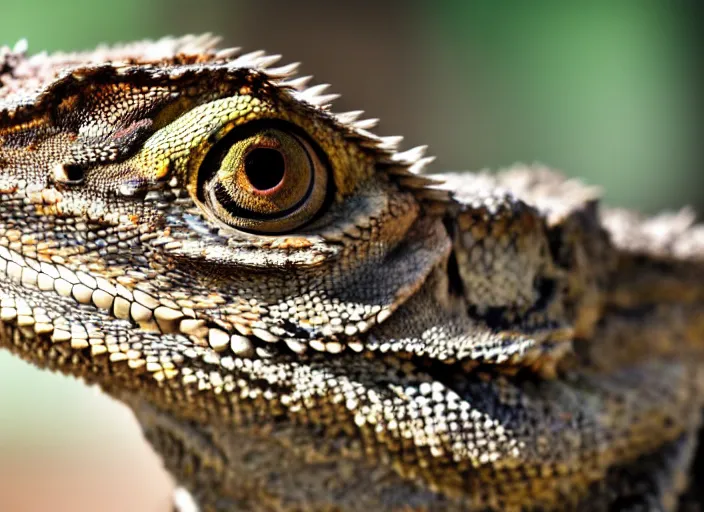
[0,243,572,380]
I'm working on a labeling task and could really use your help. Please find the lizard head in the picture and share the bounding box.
[4,37,704,511]
[0,36,450,377]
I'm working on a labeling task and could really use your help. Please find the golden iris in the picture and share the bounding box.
[200,126,329,234]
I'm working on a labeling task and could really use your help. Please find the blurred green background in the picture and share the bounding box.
[0,1,701,510]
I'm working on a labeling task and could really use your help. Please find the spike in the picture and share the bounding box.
[296,84,340,107]
[179,33,221,54]
[386,167,416,177]
[409,156,436,174]
[392,145,428,164]
[266,62,300,78]
[355,129,382,142]
[335,110,364,124]
[299,83,331,98]
[13,39,28,54]
[397,176,440,189]
[352,118,379,130]
[254,54,282,69]
[378,136,403,151]
[214,47,241,59]
[282,75,313,90]
[230,50,266,68]
[306,94,340,107]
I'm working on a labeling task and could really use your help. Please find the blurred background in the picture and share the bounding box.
[0,0,702,510]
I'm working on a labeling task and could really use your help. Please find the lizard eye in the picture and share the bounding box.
[198,124,329,234]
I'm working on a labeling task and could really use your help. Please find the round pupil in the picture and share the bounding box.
[244,148,286,191]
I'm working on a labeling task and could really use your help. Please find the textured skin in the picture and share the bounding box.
[1,36,704,511]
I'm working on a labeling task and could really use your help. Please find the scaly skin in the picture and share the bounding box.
[1,36,704,511]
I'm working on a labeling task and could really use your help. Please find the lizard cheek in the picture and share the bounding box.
[199,125,329,234]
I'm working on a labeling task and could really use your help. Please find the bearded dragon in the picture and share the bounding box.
[1,35,703,511]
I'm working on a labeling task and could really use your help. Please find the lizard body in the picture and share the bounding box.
[1,36,703,511]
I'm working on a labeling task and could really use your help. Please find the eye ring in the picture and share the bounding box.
[195,120,332,234]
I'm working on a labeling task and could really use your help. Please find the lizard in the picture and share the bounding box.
[1,34,703,512]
